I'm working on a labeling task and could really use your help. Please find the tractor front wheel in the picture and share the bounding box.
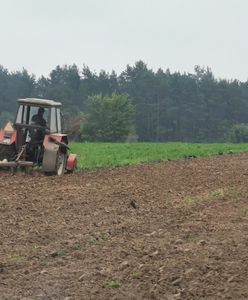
[56,151,66,176]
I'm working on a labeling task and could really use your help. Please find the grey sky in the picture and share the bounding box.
[0,0,248,81]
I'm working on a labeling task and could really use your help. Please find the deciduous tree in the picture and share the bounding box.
[82,93,134,142]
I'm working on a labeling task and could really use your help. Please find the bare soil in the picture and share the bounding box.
[1,153,248,300]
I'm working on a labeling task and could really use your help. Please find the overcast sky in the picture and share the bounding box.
[0,0,248,81]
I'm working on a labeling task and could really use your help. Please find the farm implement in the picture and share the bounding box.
[0,98,77,175]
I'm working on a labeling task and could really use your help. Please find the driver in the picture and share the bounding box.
[31,107,46,127]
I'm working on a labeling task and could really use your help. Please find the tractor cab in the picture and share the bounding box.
[14,99,64,163]
[15,98,63,135]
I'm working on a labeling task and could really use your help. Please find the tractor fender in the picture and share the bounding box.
[48,133,68,144]
[66,153,77,172]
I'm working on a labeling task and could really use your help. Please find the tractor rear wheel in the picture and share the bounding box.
[56,151,66,176]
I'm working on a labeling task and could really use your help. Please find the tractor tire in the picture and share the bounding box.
[56,151,66,176]
[0,144,16,161]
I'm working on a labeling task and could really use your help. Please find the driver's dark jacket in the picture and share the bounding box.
[31,114,46,127]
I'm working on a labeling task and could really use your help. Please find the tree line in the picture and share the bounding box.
[1,61,248,142]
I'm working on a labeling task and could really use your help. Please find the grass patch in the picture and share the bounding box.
[6,255,29,265]
[70,142,248,169]
[182,196,198,206]
[182,189,225,207]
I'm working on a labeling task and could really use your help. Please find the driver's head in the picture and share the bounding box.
[38,107,45,115]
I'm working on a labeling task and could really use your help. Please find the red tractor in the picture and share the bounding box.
[0,98,77,175]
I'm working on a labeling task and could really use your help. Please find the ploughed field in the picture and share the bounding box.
[1,153,248,299]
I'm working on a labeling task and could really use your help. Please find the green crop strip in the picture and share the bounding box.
[69,142,248,169]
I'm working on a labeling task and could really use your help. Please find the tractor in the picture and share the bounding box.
[0,98,77,175]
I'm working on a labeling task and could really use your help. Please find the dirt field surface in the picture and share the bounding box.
[1,153,248,300]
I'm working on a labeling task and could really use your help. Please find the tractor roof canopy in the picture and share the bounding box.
[18,98,62,107]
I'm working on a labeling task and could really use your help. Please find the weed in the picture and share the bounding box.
[90,235,108,244]
[210,189,224,197]
[7,255,28,265]
[182,196,196,206]
[131,272,142,279]
[105,279,121,288]
[50,248,67,257]
[0,262,4,273]
[240,208,248,217]
[32,244,41,251]
[71,244,81,250]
